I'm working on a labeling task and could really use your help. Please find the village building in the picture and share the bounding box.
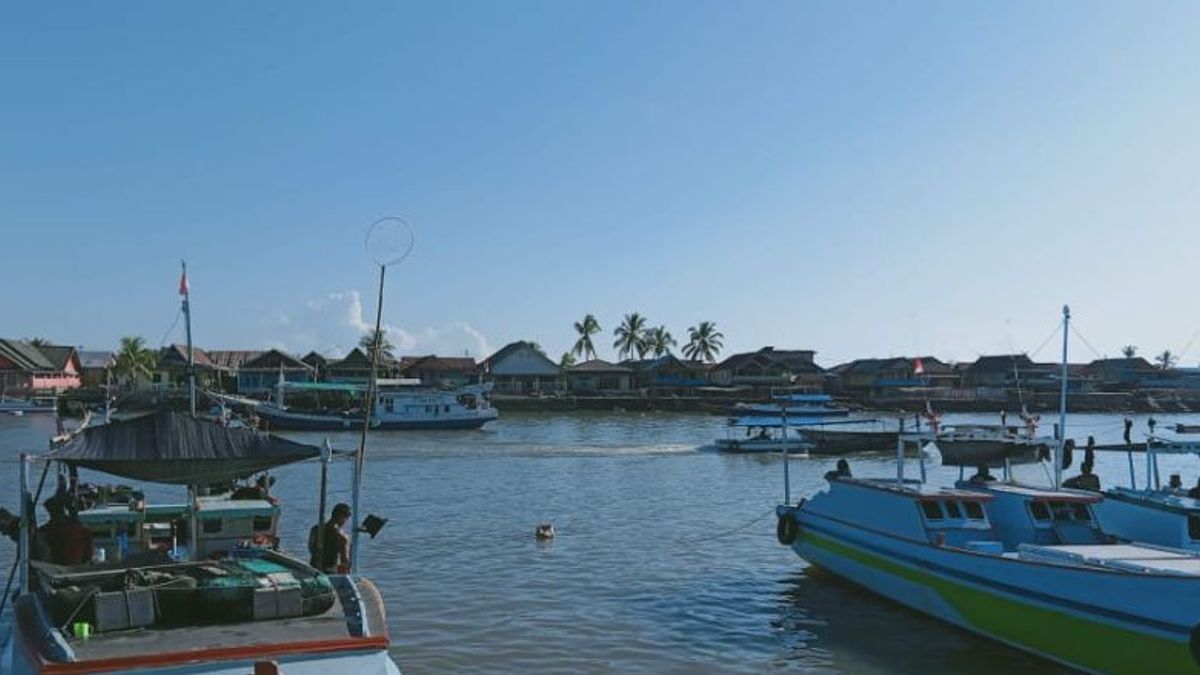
[301,351,329,380]
[325,348,401,383]
[830,356,957,398]
[711,347,825,391]
[0,340,82,392]
[77,350,115,388]
[153,344,223,389]
[566,359,633,394]
[235,349,315,394]
[1084,357,1160,391]
[478,341,561,395]
[399,355,477,388]
[621,355,710,393]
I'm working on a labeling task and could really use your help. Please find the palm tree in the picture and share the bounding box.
[645,326,676,358]
[24,337,52,347]
[359,329,396,361]
[1121,345,1137,358]
[683,321,725,363]
[113,336,157,389]
[1155,350,1178,370]
[613,313,648,362]
[572,314,601,361]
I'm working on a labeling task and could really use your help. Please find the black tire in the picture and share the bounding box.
[777,512,798,545]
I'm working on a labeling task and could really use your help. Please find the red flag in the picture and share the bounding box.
[913,357,925,375]
[179,270,189,296]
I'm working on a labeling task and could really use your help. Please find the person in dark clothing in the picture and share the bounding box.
[1124,417,1133,446]
[1063,461,1101,492]
[1189,478,1200,501]
[309,502,352,572]
[823,459,852,482]
[968,464,996,484]
[36,496,92,566]
[1085,436,1096,467]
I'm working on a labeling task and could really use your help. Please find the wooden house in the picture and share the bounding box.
[478,341,561,395]
[0,340,82,392]
[567,359,633,394]
[236,349,315,394]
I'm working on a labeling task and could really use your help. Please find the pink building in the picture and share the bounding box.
[0,339,82,392]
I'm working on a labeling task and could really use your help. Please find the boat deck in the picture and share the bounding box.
[1018,543,1200,575]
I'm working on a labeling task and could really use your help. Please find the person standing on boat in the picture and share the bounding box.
[309,502,352,573]
[1063,460,1101,492]
[36,495,92,566]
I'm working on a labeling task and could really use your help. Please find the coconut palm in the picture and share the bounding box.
[1155,350,1178,370]
[572,314,601,361]
[113,336,157,389]
[645,326,676,358]
[683,321,725,363]
[1121,345,1137,358]
[359,329,396,362]
[613,313,648,362]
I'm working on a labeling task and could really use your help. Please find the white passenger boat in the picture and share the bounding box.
[0,411,401,675]
[0,397,56,415]
[217,379,498,431]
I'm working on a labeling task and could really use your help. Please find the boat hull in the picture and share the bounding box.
[714,439,809,454]
[799,429,899,454]
[788,509,1200,675]
[258,409,497,431]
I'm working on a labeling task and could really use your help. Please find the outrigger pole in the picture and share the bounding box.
[182,260,196,419]
[781,397,791,505]
[352,263,386,575]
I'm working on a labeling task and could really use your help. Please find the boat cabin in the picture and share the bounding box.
[811,478,997,548]
[958,483,1105,549]
[78,494,280,561]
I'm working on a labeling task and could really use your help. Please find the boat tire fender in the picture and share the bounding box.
[777,511,799,546]
[1061,438,1074,470]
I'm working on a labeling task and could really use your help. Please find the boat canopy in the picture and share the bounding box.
[279,381,365,393]
[44,411,322,485]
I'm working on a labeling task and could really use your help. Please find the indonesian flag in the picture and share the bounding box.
[913,357,925,375]
[179,269,189,296]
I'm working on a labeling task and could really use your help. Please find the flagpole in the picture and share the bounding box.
[182,260,195,418]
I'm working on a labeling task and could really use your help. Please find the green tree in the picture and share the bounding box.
[683,321,725,363]
[572,314,601,361]
[527,341,546,356]
[24,337,52,347]
[1155,350,1178,370]
[1120,345,1137,358]
[113,336,157,388]
[613,313,648,362]
[645,326,676,358]
[359,329,396,361]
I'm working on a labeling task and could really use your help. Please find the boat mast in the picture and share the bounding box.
[1056,304,1069,490]
[181,260,196,418]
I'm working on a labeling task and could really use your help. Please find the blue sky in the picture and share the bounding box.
[3,2,1199,366]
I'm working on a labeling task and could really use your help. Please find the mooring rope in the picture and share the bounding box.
[676,506,777,544]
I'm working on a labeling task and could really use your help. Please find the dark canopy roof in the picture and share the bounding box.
[45,411,321,485]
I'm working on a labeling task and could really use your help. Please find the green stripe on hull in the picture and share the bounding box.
[800,530,1199,675]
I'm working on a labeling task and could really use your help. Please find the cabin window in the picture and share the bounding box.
[964,501,984,520]
[1029,502,1051,521]
[943,501,962,519]
[384,397,394,413]
[444,405,450,413]
[1189,516,1200,540]
[202,519,223,534]
[253,516,273,532]
[919,501,943,520]
[1071,503,1091,521]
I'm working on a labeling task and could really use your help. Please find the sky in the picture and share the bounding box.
[3,2,1199,367]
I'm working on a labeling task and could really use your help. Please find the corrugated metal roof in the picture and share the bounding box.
[0,339,56,371]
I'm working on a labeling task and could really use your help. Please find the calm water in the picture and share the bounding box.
[2,410,1198,674]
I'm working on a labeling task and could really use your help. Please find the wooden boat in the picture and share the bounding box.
[798,427,899,454]
[0,411,401,675]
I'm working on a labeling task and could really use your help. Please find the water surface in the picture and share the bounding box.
[2,410,1194,673]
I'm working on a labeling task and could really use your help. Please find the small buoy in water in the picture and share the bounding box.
[535,523,555,540]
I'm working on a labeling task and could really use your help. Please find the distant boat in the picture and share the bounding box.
[798,427,900,454]
[216,380,499,431]
[714,418,811,454]
[929,423,1053,467]
[0,396,56,414]
[730,393,850,418]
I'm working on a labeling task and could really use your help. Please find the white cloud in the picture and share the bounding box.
[264,290,493,358]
